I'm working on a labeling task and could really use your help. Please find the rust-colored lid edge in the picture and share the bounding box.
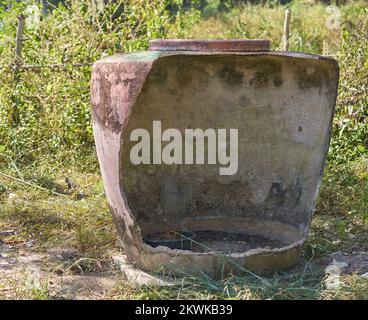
[149,39,270,52]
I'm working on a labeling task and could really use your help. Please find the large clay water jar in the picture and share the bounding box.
[90,39,339,277]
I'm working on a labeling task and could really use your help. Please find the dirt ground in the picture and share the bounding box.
[0,235,122,299]
[1,232,368,300]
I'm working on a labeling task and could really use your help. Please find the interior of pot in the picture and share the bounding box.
[141,216,304,254]
[120,53,337,259]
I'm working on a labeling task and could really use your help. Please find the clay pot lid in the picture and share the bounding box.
[149,39,270,52]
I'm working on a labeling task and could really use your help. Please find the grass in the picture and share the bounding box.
[182,0,366,54]
[0,157,115,256]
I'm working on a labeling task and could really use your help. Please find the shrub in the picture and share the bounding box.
[328,9,368,164]
[0,0,366,168]
[0,0,178,164]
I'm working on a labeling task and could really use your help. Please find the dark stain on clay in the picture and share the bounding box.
[160,176,193,214]
[293,60,329,90]
[247,58,283,88]
[175,63,194,86]
[265,180,302,211]
[187,180,254,215]
[218,64,244,86]
[150,67,168,87]
[240,95,251,107]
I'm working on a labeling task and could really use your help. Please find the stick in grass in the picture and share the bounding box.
[0,171,66,197]
[15,14,25,60]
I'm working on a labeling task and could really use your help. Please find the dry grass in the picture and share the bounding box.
[185,0,365,54]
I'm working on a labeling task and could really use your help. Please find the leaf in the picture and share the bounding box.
[357,145,366,153]
[0,145,5,152]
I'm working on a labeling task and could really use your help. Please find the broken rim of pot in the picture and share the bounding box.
[149,39,270,52]
[140,217,306,258]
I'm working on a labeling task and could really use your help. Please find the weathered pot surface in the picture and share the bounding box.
[90,39,339,278]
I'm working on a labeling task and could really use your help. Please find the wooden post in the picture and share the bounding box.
[15,14,25,60]
[283,9,291,51]
[12,14,25,127]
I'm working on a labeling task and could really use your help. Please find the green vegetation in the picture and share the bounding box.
[0,0,367,299]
